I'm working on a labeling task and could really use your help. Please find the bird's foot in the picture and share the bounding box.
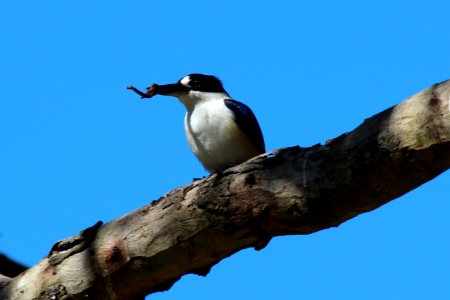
[192,176,206,182]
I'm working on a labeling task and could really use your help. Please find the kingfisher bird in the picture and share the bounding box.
[128,74,265,173]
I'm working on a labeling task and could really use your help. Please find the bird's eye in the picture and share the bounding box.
[190,80,201,89]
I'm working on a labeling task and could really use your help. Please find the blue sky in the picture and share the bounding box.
[1,1,449,299]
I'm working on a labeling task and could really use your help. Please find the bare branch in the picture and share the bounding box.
[1,80,450,300]
[0,254,27,278]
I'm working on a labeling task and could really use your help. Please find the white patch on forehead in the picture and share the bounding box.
[180,75,191,87]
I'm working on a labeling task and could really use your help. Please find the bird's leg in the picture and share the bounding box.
[127,83,159,99]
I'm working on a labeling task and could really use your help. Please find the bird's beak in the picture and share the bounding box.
[127,82,188,99]
[148,83,188,97]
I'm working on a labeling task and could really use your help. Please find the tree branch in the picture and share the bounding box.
[0,254,27,279]
[1,80,450,300]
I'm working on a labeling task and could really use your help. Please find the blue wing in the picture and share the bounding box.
[224,99,266,154]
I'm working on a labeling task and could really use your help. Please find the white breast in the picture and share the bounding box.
[184,99,260,172]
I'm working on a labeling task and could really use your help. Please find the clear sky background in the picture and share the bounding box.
[1,1,449,299]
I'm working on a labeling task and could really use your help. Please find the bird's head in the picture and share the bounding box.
[140,74,229,107]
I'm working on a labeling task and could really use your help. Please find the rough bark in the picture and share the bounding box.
[1,80,449,300]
